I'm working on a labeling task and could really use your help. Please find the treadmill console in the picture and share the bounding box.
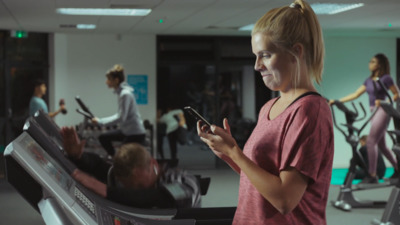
[5,132,194,225]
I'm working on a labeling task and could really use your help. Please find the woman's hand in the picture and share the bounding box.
[197,118,239,159]
[393,94,399,102]
[91,117,99,124]
[375,99,381,107]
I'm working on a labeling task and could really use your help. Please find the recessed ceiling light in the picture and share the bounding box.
[238,3,365,31]
[56,8,152,16]
[311,3,364,15]
[60,24,97,29]
[238,24,254,31]
[77,24,96,29]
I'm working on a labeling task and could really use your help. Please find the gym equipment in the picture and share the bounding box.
[5,132,190,224]
[75,95,95,119]
[5,112,236,224]
[74,95,155,157]
[330,101,398,211]
[371,79,400,225]
[59,99,67,114]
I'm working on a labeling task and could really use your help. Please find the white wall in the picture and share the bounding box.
[48,32,398,169]
[242,65,256,120]
[50,33,156,129]
[318,35,397,168]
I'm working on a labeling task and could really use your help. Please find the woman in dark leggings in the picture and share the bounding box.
[330,53,399,183]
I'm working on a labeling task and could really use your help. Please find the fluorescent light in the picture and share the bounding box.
[77,24,96,29]
[238,3,364,31]
[238,24,254,31]
[311,3,364,15]
[56,8,151,16]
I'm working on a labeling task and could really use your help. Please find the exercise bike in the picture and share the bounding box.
[330,100,398,211]
[74,95,155,157]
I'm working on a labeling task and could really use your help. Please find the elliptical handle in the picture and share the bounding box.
[351,102,359,118]
[354,102,367,122]
[330,104,347,137]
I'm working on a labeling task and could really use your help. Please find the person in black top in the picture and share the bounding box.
[61,126,201,208]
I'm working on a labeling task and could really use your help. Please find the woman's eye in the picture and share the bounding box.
[262,54,271,58]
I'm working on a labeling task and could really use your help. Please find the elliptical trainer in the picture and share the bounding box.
[330,100,396,211]
[371,78,400,225]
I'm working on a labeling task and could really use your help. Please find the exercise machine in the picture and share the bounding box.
[371,79,400,225]
[330,101,398,211]
[75,95,155,157]
[5,112,236,224]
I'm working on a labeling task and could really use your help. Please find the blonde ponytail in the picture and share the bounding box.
[252,0,324,85]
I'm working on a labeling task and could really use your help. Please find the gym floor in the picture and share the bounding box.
[0,136,394,225]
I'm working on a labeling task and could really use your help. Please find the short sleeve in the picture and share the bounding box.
[363,78,368,86]
[280,99,333,183]
[381,74,394,89]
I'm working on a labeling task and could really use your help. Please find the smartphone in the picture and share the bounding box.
[184,106,212,128]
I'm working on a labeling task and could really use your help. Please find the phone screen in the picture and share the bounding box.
[184,106,212,127]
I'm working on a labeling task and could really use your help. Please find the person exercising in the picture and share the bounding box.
[29,79,66,118]
[330,53,399,183]
[61,126,201,208]
[355,135,386,180]
[92,64,146,156]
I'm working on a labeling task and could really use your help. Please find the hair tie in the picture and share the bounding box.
[289,3,301,9]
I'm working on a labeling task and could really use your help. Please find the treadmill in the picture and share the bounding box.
[4,132,192,225]
[5,112,235,224]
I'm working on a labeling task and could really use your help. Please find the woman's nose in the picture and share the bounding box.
[254,57,264,71]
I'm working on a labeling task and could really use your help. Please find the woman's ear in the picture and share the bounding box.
[292,43,304,58]
[115,77,121,85]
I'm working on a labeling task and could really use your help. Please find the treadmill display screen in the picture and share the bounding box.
[22,134,74,191]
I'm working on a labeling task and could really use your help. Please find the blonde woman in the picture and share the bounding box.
[197,1,333,224]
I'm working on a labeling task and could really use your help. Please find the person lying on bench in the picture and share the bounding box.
[61,126,204,208]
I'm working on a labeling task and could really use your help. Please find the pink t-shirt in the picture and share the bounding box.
[233,94,334,225]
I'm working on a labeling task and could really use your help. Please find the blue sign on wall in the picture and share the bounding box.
[127,75,148,105]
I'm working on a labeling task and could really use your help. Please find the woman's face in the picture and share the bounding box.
[106,76,119,89]
[251,32,295,92]
[369,57,380,73]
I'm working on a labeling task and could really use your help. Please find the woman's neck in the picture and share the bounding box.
[279,79,317,102]
[372,71,381,78]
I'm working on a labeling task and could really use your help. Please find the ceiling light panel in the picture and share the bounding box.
[311,3,364,15]
[56,8,152,16]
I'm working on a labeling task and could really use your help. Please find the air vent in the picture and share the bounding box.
[206,26,238,30]
[60,24,76,28]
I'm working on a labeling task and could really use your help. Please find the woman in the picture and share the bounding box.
[92,64,146,156]
[197,1,334,224]
[330,53,399,183]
